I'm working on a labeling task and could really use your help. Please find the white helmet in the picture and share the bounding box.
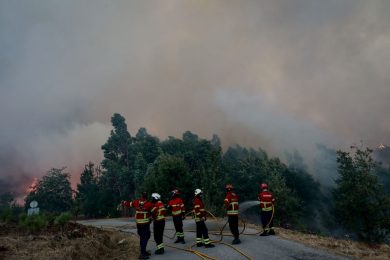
[194,188,202,196]
[151,193,161,200]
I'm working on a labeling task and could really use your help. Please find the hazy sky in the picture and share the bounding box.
[1,0,389,195]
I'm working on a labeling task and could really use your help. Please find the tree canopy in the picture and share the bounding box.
[334,147,390,242]
[25,168,73,214]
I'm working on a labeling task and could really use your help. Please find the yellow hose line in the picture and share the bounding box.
[165,244,213,260]
[205,211,253,260]
[219,241,254,260]
[101,225,217,260]
[189,243,218,260]
[264,206,275,231]
[111,207,270,260]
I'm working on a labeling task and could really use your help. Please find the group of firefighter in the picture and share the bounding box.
[120,183,275,259]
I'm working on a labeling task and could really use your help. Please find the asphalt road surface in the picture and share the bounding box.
[78,218,349,260]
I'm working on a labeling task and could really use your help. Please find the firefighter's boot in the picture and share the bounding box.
[205,243,215,248]
[138,253,149,259]
[155,248,164,255]
[175,237,186,244]
[260,231,269,236]
[232,238,241,244]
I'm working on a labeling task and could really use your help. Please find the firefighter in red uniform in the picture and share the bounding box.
[224,184,241,244]
[193,188,215,248]
[168,189,186,244]
[121,192,154,259]
[150,193,166,255]
[258,183,276,236]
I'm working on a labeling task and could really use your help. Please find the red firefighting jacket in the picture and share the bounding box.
[193,197,206,222]
[151,201,166,222]
[122,198,154,224]
[258,190,275,212]
[224,191,239,216]
[168,197,185,216]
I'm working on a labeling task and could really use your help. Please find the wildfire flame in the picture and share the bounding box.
[26,177,38,194]
[378,143,386,150]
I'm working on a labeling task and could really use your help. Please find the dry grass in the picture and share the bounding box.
[0,222,139,260]
[242,222,390,259]
[276,228,390,260]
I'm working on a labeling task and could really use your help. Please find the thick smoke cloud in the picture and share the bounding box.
[1,1,389,194]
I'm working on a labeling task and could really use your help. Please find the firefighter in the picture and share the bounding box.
[193,188,215,248]
[258,183,276,236]
[121,192,154,259]
[168,189,186,244]
[150,193,166,255]
[224,184,241,244]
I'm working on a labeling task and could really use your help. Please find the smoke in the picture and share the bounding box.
[1,1,390,195]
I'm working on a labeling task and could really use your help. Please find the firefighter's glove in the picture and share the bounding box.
[201,217,206,222]
[181,214,186,221]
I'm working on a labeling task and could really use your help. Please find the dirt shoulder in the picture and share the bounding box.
[0,222,139,260]
[276,227,390,260]
[242,222,389,260]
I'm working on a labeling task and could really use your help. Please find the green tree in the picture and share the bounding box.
[100,113,133,209]
[134,152,148,196]
[334,147,390,242]
[25,168,73,213]
[223,146,268,202]
[75,162,99,217]
[222,146,302,224]
[284,151,321,224]
[266,158,301,226]
[134,127,160,164]
[0,192,14,210]
[142,154,193,210]
[376,165,390,197]
[0,192,22,223]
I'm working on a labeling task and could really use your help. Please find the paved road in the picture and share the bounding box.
[78,218,349,260]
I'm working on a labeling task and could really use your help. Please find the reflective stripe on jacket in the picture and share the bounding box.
[224,191,239,215]
[168,197,185,216]
[122,199,153,224]
[151,201,166,221]
[193,197,206,222]
[258,190,275,212]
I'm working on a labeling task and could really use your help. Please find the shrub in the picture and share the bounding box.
[0,207,12,222]
[19,214,48,233]
[0,206,24,223]
[54,212,72,226]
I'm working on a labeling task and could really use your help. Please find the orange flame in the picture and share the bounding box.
[26,177,38,194]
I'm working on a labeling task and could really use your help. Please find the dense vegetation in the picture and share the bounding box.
[1,113,389,243]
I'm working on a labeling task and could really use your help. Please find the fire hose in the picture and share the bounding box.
[265,204,275,232]
[111,203,274,259]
